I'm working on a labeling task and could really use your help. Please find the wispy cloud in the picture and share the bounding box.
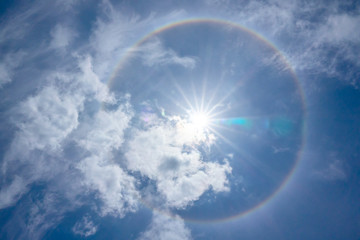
[89,1,153,81]
[206,0,360,86]
[0,176,27,209]
[0,51,26,88]
[50,24,75,49]
[1,189,80,239]
[314,158,347,182]
[139,37,197,69]
[72,215,98,237]
[89,2,189,82]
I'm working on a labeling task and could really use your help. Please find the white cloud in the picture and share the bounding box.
[72,215,98,237]
[89,2,189,81]
[0,87,80,212]
[240,0,295,36]
[77,156,139,217]
[75,105,139,217]
[13,87,79,152]
[0,64,12,87]
[55,0,82,11]
[0,54,118,213]
[314,158,347,182]
[76,105,132,154]
[0,57,134,234]
[139,38,196,69]
[0,51,26,88]
[25,192,72,239]
[50,24,74,49]
[126,115,231,208]
[89,1,151,80]
[0,2,45,44]
[0,176,27,209]
[317,14,360,44]
[205,0,360,85]
[72,96,137,217]
[138,213,192,240]
[1,188,82,240]
[76,55,115,103]
[2,56,115,165]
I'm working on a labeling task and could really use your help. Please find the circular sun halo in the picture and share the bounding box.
[190,112,210,131]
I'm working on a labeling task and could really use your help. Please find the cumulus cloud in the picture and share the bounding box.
[2,55,114,166]
[126,115,231,208]
[70,94,139,217]
[72,215,98,237]
[0,52,127,217]
[0,53,137,237]
[75,103,132,154]
[78,156,139,217]
[0,2,144,236]
[138,213,192,240]
[0,98,137,236]
[75,55,115,103]
[0,85,81,208]
[12,86,79,152]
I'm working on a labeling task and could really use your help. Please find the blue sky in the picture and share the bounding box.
[0,0,359,239]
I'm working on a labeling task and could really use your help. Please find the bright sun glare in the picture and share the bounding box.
[190,111,210,131]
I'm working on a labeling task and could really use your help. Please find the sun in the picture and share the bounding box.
[175,110,213,144]
[189,111,210,131]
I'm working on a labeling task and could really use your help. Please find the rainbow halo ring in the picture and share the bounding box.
[107,18,307,223]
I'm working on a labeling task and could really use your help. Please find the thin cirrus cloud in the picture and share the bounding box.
[207,0,360,85]
[139,37,197,69]
[50,24,75,49]
[0,175,27,209]
[314,158,347,182]
[72,215,98,237]
[0,51,27,88]
[89,2,188,81]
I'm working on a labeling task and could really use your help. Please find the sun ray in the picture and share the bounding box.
[205,69,227,112]
[172,80,195,112]
[190,80,201,112]
[200,77,208,112]
[208,122,248,136]
[206,126,241,152]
